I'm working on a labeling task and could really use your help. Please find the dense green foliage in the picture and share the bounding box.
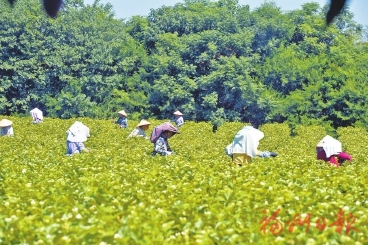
[2,1,367,243]
[0,0,367,128]
[0,117,367,244]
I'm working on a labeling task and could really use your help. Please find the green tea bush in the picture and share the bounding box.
[0,117,367,244]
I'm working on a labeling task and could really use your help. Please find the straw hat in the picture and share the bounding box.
[118,110,127,116]
[173,110,183,116]
[137,119,151,127]
[0,119,12,127]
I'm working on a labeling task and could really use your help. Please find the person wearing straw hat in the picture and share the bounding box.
[30,108,44,124]
[152,122,180,156]
[316,135,352,166]
[173,110,184,128]
[0,119,14,136]
[115,110,128,128]
[225,125,277,166]
[127,119,151,139]
[66,121,91,155]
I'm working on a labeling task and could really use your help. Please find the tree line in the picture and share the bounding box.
[1,0,367,130]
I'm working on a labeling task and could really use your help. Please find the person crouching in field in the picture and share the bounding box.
[30,108,43,124]
[114,110,128,128]
[0,119,14,136]
[127,119,151,139]
[316,135,352,166]
[226,125,277,166]
[66,121,91,155]
[151,122,179,156]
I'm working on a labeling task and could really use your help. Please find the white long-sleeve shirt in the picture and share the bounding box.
[128,128,147,139]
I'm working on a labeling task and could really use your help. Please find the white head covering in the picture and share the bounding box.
[118,110,127,116]
[66,121,90,142]
[173,110,183,116]
[316,135,342,158]
[0,119,13,127]
[30,108,44,121]
[231,126,264,158]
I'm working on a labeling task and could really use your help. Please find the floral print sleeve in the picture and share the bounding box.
[175,116,184,127]
[154,136,170,156]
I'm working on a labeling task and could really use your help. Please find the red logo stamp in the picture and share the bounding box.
[259,208,358,235]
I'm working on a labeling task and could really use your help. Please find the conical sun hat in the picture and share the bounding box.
[118,110,127,116]
[173,110,183,116]
[316,135,341,147]
[137,119,151,127]
[0,119,12,127]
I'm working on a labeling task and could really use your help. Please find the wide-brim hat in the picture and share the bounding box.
[137,119,151,127]
[316,135,341,147]
[67,132,87,143]
[168,130,180,134]
[162,122,180,134]
[173,110,183,116]
[0,119,12,127]
[316,140,324,148]
[30,108,44,120]
[240,126,264,141]
[118,110,127,116]
[67,121,88,142]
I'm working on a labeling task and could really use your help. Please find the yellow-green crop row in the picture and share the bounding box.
[0,117,367,244]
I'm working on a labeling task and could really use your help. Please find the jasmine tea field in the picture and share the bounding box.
[0,117,367,244]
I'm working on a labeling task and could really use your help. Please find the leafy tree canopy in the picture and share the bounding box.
[0,0,367,130]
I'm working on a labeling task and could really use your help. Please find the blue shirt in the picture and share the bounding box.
[1,126,14,136]
[66,141,85,154]
[116,116,128,128]
[174,116,184,127]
